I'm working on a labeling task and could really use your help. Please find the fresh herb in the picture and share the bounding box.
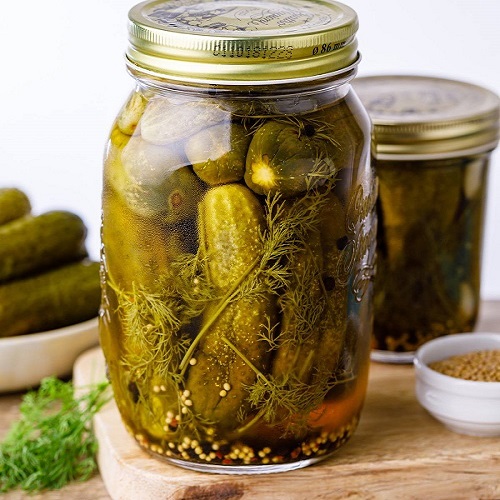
[0,377,110,493]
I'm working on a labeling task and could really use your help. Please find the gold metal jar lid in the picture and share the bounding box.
[126,0,359,85]
[353,75,500,160]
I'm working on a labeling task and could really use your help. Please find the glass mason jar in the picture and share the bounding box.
[100,0,376,473]
[354,75,500,363]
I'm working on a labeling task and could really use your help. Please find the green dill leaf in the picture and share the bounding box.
[0,376,110,494]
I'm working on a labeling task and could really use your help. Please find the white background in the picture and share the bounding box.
[1,1,499,298]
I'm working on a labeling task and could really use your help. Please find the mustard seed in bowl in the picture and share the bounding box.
[428,350,500,382]
[415,333,500,436]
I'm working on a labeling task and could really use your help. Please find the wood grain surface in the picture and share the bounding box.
[2,301,500,499]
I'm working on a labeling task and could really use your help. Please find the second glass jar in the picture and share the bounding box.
[354,75,500,363]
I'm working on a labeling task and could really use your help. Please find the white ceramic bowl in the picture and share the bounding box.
[414,332,500,437]
[0,318,99,393]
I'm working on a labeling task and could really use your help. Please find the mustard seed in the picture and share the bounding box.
[429,349,500,381]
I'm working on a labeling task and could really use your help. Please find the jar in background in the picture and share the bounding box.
[99,0,376,473]
[354,75,500,363]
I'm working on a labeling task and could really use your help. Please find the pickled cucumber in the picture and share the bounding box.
[0,188,31,226]
[272,231,324,384]
[0,211,87,283]
[140,97,228,146]
[186,297,274,429]
[118,135,203,223]
[101,185,185,290]
[270,213,348,428]
[185,123,250,185]
[310,97,371,174]
[314,194,349,375]
[374,158,477,353]
[198,184,264,287]
[244,120,334,197]
[376,162,462,262]
[0,260,100,337]
[186,184,275,429]
[117,90,147,135]
[312,287,348,384]
[109,125,131,151]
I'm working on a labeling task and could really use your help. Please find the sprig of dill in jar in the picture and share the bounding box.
[0,376,109,493]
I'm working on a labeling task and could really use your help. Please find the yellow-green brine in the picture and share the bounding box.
[100,0,376,473]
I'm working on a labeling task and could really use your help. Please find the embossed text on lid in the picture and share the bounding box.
[126,0,359,84]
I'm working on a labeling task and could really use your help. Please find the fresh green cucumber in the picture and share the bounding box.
[0,260,100,337]
[0,211,87,283]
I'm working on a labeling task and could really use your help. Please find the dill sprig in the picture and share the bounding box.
[277,253,326,348]
[220,335,335,437]
[257,316,281,350]
[246,371,335,431]
[170,249,219,317]
[113,280,189,383]
[0,377,110,494]
[258,188,331,290]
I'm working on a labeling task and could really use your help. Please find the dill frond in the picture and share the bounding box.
[245,371,337,436]
[0,377,109,493]
[257,316,282,350]
[278,254,327,347]
[113,281,187,382]
[171,249,219,318]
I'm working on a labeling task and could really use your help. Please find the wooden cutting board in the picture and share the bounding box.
[73,347,500,500]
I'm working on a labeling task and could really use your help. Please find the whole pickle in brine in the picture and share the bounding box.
[270,224,322,376]
[109,126,131,151]
[185,123,251,185]
[377,163,462,261]
[186,184,275,430]
[101,187,185,290]
[117,90,147,136]
[116,135,203,223]
[272,227,346,387]
[245,120,334,197]
[140,97,228,146]
[319,193,347,281]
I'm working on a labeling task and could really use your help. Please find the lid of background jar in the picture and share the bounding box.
[353,75,500,160]
[126,0,359,85]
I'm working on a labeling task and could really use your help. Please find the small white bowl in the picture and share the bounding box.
[0,318,99,393]
[414,332,500,437]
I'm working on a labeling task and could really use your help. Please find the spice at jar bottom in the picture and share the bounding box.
[429,350,500,382]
